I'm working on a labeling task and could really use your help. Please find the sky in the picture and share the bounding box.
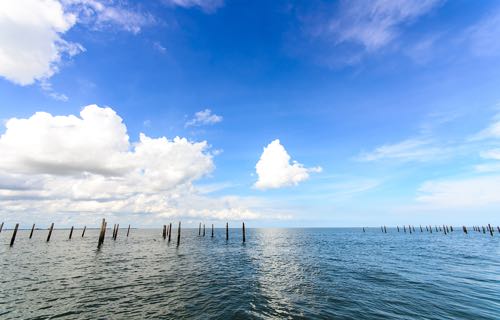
[1,0,500,228]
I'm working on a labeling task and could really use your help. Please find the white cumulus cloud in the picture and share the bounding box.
[0,0,153,87]
[0,0,82,85]
[185,109,223,127]
[255,139,321,190]
[0,105,268,223]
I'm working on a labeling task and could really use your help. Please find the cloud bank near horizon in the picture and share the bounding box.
[0,105,268,224]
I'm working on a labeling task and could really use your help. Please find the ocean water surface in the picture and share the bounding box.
[0,227,499,319]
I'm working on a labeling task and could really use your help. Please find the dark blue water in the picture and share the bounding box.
[0,227,499,319]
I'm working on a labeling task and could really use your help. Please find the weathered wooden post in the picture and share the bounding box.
[409,225,412,234]
[127,224,130,237]
[363,227,365,232]
[397,226,400,232]
[381,226,383,232]
[176,221,181,247]
[429,225,432,233]
[168,223,172,243]
[450,226,454,232]
[497,226,500,233]
[420,225,423,232]
[426,226,428,232]
[488,224,493,236]
[445,225,449,233]
[112,224,117,239]
[482,226,485,234]
[82,226,86,237]
[203,224,206,237]
[226,222,229,241]
[98,218,106,248]
[403,225,406,233]
[463,226,467,234]
[10,223,19,247]
[242,222,246,243]
[29,223,35,239]
[69,226,74,239]
[0,221,3,233]
[212,224,214,237]
[384,226,387,233]
[199,223,201,236]
[114,224,119,240]
[163,225,167,240]
[46,223,54,242]
[443,225,447,235]
[412,226,415,232]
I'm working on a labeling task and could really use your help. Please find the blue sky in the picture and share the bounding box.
[1,0,500,227]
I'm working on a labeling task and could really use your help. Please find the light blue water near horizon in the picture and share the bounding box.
[0,227,499,319]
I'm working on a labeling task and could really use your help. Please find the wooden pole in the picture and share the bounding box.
[363,227,365,232]
[497,226,500,233]
[0,221,3,233]
[226,222,229,241]
[163,225,167,240]
[10,223,19,247]
[409,225,412,234]
[127,224,130,237]
[212,224,214,237]
[82,226,86,237]
[450,226,454,232]
[69,226,74,239]
[397,226,399,232]
[114,224,119,240]
[98,218,105,248]
[384,225,387,233]
[29,223,35,239]
[420,225,423,232]
[429,225,432,233]
[463,226,467,234]
[488,224,493,236]
[47,223,54,242]
[242,222,246,243]
[168,223,172,243]
[403,225,406,233]
[203,224,205,237]
[177,221,181,246]
[199,222,201,236]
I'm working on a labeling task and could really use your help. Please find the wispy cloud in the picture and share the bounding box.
[469,113,500,140]
[163,0,224,13]
[328,0,442,51]
[185,109,223,127]
[463,9,500,57]
[39,79,69,102]
[417,175,500,207]
[63,0,156,34]
[356,138,445,162]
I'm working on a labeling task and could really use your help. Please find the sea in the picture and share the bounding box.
[1,227,499,319]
